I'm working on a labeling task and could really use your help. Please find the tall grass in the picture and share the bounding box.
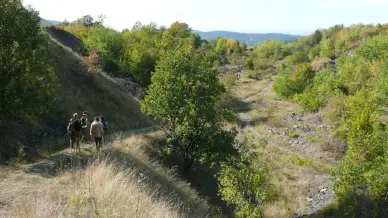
[8,132,213,218]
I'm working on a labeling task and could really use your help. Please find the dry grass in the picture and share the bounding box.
[233,76,271,100]
[1,132,214,218]
[311,57,331,72]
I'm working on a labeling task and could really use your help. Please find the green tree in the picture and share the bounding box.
[311,29,323,45]
[75,15,94,27]
[120,23,162,86]
[216,37,228,55]
[141,50,236,172]
[0,0,58,121]
[83,26,122,72]
[319,38,335,58]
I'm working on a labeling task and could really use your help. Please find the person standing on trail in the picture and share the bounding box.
[90,116,104,151]
[100,115,108,145]
[80,111,89,143]
[71,113,82,151]
[67,118,76,148]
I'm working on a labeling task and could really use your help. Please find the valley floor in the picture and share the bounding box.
[234,75,345,217]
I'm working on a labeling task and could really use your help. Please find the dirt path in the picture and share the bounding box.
[235,77,336,217]
[238,80,302,156]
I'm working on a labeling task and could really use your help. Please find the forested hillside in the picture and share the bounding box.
[1,0,388,217]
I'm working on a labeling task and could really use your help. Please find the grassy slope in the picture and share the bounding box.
[0,31,216,217]
[0,132,215,217]
[50,38,149,130]
[0,30,150,159]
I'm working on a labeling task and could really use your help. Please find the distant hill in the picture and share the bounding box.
[40,19,61,26]
[193,30,300,46]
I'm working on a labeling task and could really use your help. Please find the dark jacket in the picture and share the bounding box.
[72,119,82,131]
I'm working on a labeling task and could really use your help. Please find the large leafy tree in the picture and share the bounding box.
[141,50,236,172]
[0,0,58,121]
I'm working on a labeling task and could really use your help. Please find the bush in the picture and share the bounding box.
[254,59,276,71]
[295,90,325,112]
[273,71,295,99]
[289,131,300,138]
[356,35,388,61]
[291,63,315,93]
[273,64,315,99]
[246,57,254,70]
[218,153,277,218]
[332,91,387,199]
[221,72,237,91]
[285,51,309,65]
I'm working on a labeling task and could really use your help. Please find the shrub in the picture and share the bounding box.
[290,155,313,166]
[221,72,237,91]
[291,63,315,93]
[218,153,277,218]
[356,35,388,61]
[246,57,254,70]
[273,71,295,99]
[289,131,300,139]
[254,59,276,71]
[285,51,309,65]
[273,64,315,99]
[332,91,388,199]
[295,89,325,112]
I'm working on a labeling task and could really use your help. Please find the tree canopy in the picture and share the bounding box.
[141,50,236,172]
[0,0,58,121]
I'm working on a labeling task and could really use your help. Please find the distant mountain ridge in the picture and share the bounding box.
[193,30,300,46]
[40,19,61,26]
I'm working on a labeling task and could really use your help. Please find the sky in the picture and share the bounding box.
[24,0,388,35]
